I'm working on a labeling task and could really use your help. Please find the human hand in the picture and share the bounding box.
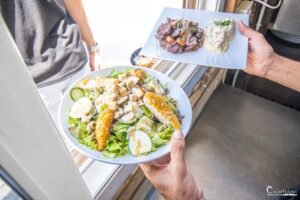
[88,50,103,71]
[139,130,204,200]
[88,51,96,71]
[238,21,277,77]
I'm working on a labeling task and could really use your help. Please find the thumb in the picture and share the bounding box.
[238,20,257,39]
[170,130,185,165]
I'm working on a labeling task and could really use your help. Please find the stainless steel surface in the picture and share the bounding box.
[165,62,180,77]
[186,85,300,200]
[270,30,300,45]
[183,66,209,96]
[171,64,202,87]
[273,0,300,36]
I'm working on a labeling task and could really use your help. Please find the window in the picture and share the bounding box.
[0,180,23,200]
[0,166,31,200]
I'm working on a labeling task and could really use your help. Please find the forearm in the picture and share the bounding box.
[63,0,95,46]
[264,54,300,92]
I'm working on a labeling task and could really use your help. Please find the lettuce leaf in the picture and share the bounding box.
[115,130,127,143]
[143,76,153,84]
[113,122,131,141]
[162,96,177,112]
[140,105,154,119]
[158,125,174,140]
[83,89,99,101]
[150,124,174,148]
[102,122,132,158]
[125,67,133,72]
[108,68,125,78]
[102,151,117,158]
[103,135,129,158]
[80,134,97,150]
[113,122,131,133]
[76,122,97,150]
[151,134,168,148]
[100,104,108,112]
[68,116,80,127]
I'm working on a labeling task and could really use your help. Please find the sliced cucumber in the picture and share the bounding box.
[70,87,84,101]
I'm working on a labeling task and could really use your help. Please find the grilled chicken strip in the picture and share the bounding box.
[143,92,181,130]
[95,108,114,151]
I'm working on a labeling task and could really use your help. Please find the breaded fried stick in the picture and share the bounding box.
[95,108,114,151]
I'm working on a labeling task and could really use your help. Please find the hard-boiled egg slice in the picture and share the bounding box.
[69,97,93,118]
[129,131,152,156]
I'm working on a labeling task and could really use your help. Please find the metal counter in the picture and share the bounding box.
[186,84,300,199]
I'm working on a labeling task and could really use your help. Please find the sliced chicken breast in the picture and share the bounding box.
[143,92,181,130]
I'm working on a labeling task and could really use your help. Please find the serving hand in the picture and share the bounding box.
[139,130,204,200]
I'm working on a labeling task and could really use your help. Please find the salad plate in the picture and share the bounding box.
[58,66,192,164]
[140,7,249,69]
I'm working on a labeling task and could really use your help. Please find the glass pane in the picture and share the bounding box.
[0,178,23,200]
[84,0,183,66]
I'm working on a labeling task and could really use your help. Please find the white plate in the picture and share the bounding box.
[58,66,192,164]
[140,7,249,69]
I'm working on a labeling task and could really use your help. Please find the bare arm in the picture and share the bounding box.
[239,21,300,92]
[63,0,98,70]
[63,0,95,46]
[266,55,300,92]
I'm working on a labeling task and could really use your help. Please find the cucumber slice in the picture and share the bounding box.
[70,87,84,101]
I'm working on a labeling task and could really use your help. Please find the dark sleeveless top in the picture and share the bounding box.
[0,0,88,87]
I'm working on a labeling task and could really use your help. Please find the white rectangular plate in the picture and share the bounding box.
[140,7,249,69]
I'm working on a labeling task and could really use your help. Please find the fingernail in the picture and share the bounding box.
[174,130,183,139]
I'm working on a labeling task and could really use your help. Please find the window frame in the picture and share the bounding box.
[0,15,92,200]
[0,166,31,200]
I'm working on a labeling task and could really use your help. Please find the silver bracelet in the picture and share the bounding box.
[87,43,100,53]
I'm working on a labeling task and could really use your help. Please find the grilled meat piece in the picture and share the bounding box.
[155,18,204,54]
[166,42,182,53]
[156,23,171,36]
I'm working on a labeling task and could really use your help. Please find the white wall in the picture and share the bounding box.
[83,0,182,66]
[0,15,92,200]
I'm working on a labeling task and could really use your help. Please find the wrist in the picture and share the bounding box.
[195,185,205,200]
[163,173,203,200]
[87,42,100,54]
[191,180,204,200]
[263,53,280,79]
[85,38,96,48]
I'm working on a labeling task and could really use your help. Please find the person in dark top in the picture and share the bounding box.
[0,0,98,87]
[0,0,100,122]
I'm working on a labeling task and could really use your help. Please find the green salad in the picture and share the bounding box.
[67,68,181,158]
